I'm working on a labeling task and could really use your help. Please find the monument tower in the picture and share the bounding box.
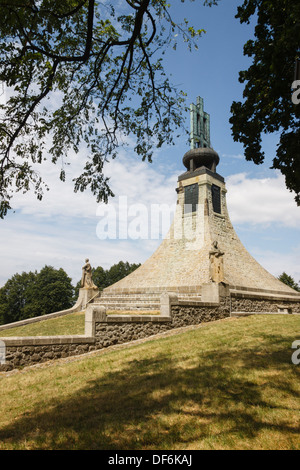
[97,97,299,310]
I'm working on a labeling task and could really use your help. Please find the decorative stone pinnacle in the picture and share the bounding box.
[190,96,211,150]
[184,96,218,173]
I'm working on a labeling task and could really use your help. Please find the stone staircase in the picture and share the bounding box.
[92,291,202,311]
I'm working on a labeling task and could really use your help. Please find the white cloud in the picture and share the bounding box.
[0,152,175,286]
[10,150,97,219]
[1,157,299,288]
[251,245,300,284]
[0,215,159,286]
[221,152,244,160]
[0,83,6,106]
[10,149,178,219]
[225,171,300,281]
[226,172,300,228]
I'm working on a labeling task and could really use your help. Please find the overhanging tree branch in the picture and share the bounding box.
[0,0,207,218]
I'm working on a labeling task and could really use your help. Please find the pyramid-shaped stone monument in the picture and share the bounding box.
[96,97,299,310]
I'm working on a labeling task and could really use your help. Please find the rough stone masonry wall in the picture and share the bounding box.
[94,317,173,349]
[0,336,96,371]
[3,287,299,372]
[171,305,229,327]
[0,296,230,371]
[231,295,300,314]
[171,296,230,327]
[93,302,231,349]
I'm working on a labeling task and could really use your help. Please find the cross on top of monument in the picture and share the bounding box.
[190,96,211,150]
[182,96,219,173]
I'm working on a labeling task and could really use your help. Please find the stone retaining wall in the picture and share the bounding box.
[0,292,230,372]
[171,303,229,327]
[95,316,173,349]
[1,336,96,371]
[1,285,300,372]
[230,291,300,314]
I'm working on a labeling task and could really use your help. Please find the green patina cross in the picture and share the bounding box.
[190,96,211,149]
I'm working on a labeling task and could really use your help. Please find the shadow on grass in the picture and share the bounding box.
[0,332,299,450]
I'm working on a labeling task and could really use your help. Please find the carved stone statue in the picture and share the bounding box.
[81,259,97,289]
[209,241,224,283]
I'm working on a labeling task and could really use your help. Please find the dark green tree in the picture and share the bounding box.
[0,271,36,324]
[91,265,108,289]
[106,261,141,287]
[278,272,300,292]
[29,265,75,317]
[0,265,74,325]
[0,0,217,218]
[230,0,300,204]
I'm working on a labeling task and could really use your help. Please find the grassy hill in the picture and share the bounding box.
[0,311,86,337]
[0,314,299,450]
[0,310,160,337]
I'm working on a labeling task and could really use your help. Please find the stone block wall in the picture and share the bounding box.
[1,336,96,371]
[230,291,300,314]
[0,290,231,372]
[1,285,299,372]
[94,316,173,348]
[171,304,229,327]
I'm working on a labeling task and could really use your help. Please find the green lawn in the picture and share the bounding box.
[0,314,299,450]
[0,312,86,337]
[0,310,160,337]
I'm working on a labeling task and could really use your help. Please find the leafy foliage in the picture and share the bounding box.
[0,265,75,325]
[104,260,141,287]
[278,272,300,292]
[0,271,36,324]
[0,260,140,324]
[0,0,214,218]
[230,0,300,204]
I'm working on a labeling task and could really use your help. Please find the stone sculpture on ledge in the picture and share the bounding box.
[81,258,98,289]
[209,241,225,283]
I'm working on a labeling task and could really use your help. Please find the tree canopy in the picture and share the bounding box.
[0,261,141,324]
[0,0,217,218]
[0,265,74,325]
[278,272,300,292]
[230,0,300,204]
[1,0,298,214]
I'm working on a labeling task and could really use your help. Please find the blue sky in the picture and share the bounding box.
[0,0,299,288]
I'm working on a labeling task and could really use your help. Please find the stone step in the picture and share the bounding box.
[179,294,202,300]
[95,301,160,307]
[97,296,160,302]
[92,292,201,311]
[101,292,162,298]
[105,304,160,312]
[97,303,160,311]
[101,299,158,304]
[95,292,200,299]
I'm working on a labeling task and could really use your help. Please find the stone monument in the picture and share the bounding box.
[81,258,98,289]
[93,97,300,310]
[209,241,224,283]
[78,258,99,309]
